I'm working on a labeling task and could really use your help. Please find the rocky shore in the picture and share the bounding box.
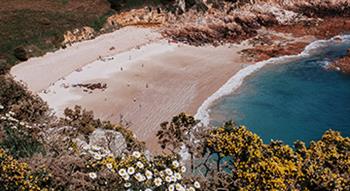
[159,1,350,59]
[327,49,350,74]
[60,1,350,61]
[9,0,350,153]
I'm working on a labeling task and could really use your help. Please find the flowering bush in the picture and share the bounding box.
[90,151,201,191]
[0,102,348,191]
[0,109,44,158]
[0,148,51,191]
[0,76,48,123]
[201,123,350,190]
[60,105,144,151]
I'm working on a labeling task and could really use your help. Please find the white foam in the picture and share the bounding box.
[194,36,350,125]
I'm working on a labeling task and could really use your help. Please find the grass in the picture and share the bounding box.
[0,0,172,73]
[108,0,166,11]
[0,1,112,73]
[0,127,45,158]
[56,0,69,5]
[90,11,115,31]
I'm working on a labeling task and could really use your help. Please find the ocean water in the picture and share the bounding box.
[209,37,350,145]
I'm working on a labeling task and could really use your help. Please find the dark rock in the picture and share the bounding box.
[0,58,10,75]
[72,82,108,91]
[13,45,41,61]
[327,49,350,74]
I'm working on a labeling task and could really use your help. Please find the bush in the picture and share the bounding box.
[0,75,49,123]
[60,105,144,151]
[0,111,44,158]
[60,105,104,136]
[190,122,349,190]
[92,151,202,191]
[0,127,44,159]
[0,148,51,191]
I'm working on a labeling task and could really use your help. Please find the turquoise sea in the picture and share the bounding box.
[209,36,350,145]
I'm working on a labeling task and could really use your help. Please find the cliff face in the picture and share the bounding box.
[162,2,307,46]
[159,0,350,46]
[258,0,350,16]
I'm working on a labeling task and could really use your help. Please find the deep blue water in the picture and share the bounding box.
[210,38,350,145]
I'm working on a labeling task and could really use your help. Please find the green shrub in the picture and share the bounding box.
[0,148,52,191]
[0,75,49,123]
[0,127,44,159]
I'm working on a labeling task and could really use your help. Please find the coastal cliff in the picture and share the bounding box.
[1,1,350,190]
[2,0,350,69]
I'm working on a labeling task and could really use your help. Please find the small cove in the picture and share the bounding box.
[209,36,350,145]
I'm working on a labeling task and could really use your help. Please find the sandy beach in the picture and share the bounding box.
[10,26,162,92]
[10,26,250,152]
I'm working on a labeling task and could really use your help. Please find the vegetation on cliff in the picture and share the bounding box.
[1,0,350,190]
[0,103,349,190]
[0,0,112,73]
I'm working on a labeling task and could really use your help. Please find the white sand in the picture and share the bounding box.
[11,26,250,152]
[10,26,162,92]
[39,41,175,115]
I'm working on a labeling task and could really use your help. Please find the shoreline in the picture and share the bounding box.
[10,26,162,92]
[10,15,350,153]
[38,41,176,115]
[11,26,251,153]
[196,34,350,125]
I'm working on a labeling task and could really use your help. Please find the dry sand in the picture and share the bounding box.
[11,26,162,92]
[10,26,250,153]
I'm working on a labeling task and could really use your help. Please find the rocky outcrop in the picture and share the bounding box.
[327,49,350,74]
[257,0,350,17]
[162,3,296,46]
[162,0,350,46]
[62,27,96,46]
[272,17,350,40]
[73,128,127,159]
[105,7,167,27]
[250,3,304,25]
[241,41,309,62]
[44,126,127,158]
[287,0,350,17]
[89,128,127,156]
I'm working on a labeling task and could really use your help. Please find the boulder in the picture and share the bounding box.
[88,128,127,156]
[44,126,127,157]
[73,128,127,158]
